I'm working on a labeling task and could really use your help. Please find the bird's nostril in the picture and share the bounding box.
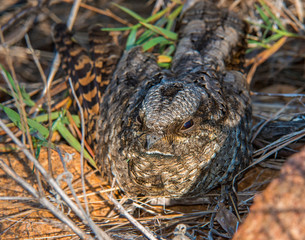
[146,134,161,150]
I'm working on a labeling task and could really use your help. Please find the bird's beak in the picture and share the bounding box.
[145,134,162,150]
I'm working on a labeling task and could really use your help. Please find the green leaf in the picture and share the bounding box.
[33,111,80,127]
[261,23,273,41]
[259,0,286,31]
[247,39,270,49]
[112,3,145,22]
[145,6,171,23]
[264,32,285,43]
[27,118,49,138]
[273,29,298,38]
[0,64,35,107]
[158,62,171,69]
[168,5,183,21]
[163,44,176,56]
[33,112,60,123]
[136,30,155,45]
[255,4,271,26]
[0,104,49,138]
[20,86,35,107]
[102,26,134,31]
[166,5,183,30]
[126,27,138,50]
[254,4,274,41]
[0,86,10,95]
[0,65,18,94]
[35,145,41,159]
[155,16,168,28]
[52,118,96,168]
[0,104,23,130]
[140,22,177,40]
[142,36,172,51]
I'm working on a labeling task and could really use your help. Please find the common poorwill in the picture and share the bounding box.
[54,0,252,197]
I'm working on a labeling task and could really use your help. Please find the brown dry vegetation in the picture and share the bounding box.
[0,0,304,239]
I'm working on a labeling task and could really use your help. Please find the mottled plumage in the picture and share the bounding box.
[54,0,252,198]
[53,24,121,146]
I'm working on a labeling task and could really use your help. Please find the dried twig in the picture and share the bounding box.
[294,0,304,22]
[68,77,90,216]
[0,158,92,240]
[0,29,35,156]
[251,91,305,98]
[3,15,35,46]
[251,98,298,142]
[233,127,305,188]
[246,37,287,84]
[1,4,37,32]
[0,118,112,240]
[62,0,131,26]
[25,34,54,177]
[108,194,158,240]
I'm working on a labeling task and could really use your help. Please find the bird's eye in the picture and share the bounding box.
[180,119,194,131]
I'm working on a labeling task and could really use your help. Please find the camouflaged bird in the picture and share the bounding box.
[54,0,252,198]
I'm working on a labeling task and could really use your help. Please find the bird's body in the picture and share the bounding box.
[54,0,251,198]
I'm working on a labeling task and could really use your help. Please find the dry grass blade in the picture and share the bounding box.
[0,32,35,157]
[68,77,90,216]
[254,128,305,158]
[0,119,111,240]
[0,158,92,240]
[251,91,305,98]
[3,15,35,46]
[66,110,95,158]
[251,98,296,142]
[235,127,305,187]
[108,194,158,240]
[246,36,287,84]
[62,0,131,26]
[294,0,304,21]
[24,33,54,176]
